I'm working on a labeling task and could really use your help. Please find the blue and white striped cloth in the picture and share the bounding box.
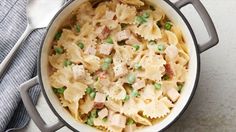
[0,0,44,131]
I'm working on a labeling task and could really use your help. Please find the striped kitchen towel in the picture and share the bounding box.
[0,0,43,131]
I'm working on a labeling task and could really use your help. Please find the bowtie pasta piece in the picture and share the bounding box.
[116,4,137,24]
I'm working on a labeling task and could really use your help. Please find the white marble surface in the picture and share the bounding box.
[23,0,236,131]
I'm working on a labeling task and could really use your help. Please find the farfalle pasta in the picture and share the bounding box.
[48,0,189,131]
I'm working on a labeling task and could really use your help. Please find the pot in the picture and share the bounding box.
[20,0,219,131]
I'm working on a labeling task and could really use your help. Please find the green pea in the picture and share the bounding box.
[54,47,63,54]
[123,95,130,102]
[157,44,164,51]
[105,36,113,44]
[90,91,96,99]
[54,31,62,40]
[104,57,112,64]
[131,90,140,97]
[165,22,172,30]
[154,83,161,90]
[76,24,80,32]
[86,87,93,94]
[101,63,110,71]
[135,16,147,25]
[142,12,150,18]
[90,109,98,118]
[86,117,94,126]
[127,74,136,84]
[132,45,140,51]
[134,63,142,70]
[77,42,84,49]
[52,87,66,94]
[64,60,72,67]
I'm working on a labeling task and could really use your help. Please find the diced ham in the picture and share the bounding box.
[110,114,127,128]
[167,88,180,102]
[132,79,145,90]
[124,124,136,132]
[116,30,130,41]
[72,65,85,80]
[96,26,111,40]
[98,108,108,119]
[113,63,128,77]
[94,92,106,109]
[99,44,113,55]
[85,44,96,55]
[165,63,174,78]
[165,45,178,59]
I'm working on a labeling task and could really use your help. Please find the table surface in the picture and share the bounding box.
[23,0,236,131]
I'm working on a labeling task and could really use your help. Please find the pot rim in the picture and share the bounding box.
[38,0,201,131]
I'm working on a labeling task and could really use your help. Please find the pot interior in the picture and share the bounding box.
[39,0,199,131]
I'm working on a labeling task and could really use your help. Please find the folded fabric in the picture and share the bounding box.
[0,0,44,131]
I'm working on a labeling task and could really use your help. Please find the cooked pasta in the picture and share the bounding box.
[48,0,189,131]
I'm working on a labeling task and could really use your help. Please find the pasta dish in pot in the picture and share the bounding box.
[48,0,189,131]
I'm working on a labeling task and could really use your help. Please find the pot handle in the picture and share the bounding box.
[20,76,64,132]
[174,0,219,53]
